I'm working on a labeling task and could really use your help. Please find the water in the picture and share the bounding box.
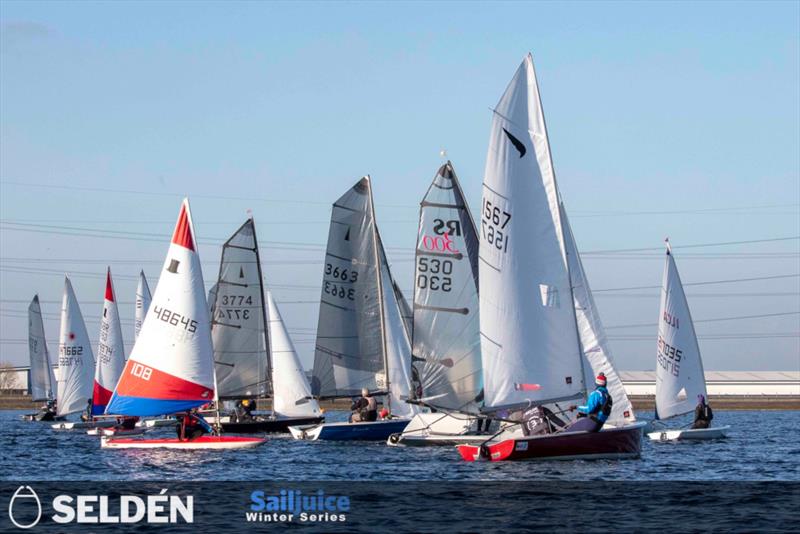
[1,410,798,481]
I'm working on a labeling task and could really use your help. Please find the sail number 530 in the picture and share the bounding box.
[481,198,511,253]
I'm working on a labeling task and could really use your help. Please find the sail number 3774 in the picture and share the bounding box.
[481,198,511,252]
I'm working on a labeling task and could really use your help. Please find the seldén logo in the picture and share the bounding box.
[9,486,42,529]
[7,486,193,529]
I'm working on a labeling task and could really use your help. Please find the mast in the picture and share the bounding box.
[366,176,391,410]
[251,218,273,398]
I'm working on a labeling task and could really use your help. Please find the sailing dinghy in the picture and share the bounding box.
[101,199,265,450]
[22,295,63,421]
[289,176,418,441]
[388,162,491,447]
[51,277,117,430]
[455,54,644,462]
[647,243,729,442]
[210,218,322,432]
[134,270,152,342]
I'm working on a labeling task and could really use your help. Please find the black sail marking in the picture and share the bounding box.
[167,259,180,273]
[502,128,526,158]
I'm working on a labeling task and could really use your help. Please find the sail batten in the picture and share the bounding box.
[411,162,482,412]
[479,54,585,411]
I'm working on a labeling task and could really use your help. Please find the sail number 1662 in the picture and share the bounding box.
[481,198,511,253]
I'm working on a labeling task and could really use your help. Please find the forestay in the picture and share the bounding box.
[106,199,216,416]
[134,271,152,342]
[479,54,585,411]
[561,204,636,425]
[211,219,271,399]
[28,295,56,401]
[267,291,321,417]
[57,277,96,416]
[411,162,482,412]
[92,269,126,415]
[655,245,707,420]
[311,177,386,398]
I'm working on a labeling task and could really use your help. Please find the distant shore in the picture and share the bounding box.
[2,395,798,411]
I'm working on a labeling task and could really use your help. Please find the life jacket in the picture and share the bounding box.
[365,396,377,411]
[590,387,613,424]
[700,403,713,421]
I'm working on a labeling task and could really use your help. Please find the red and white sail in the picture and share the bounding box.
[57,277,96,416]
[106,199,215,416]
[92,268,126,415]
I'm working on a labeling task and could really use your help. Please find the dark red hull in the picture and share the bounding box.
[457,423,645,462]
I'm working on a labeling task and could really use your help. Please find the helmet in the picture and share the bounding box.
[595,373,607,387]
[361,388,369,397]
[242,399,250,407]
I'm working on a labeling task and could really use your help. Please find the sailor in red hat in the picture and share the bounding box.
[566,372,613,433]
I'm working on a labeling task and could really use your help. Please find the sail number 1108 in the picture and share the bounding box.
[481,198,511,253]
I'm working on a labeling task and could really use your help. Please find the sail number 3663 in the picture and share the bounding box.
[481,199,511,252]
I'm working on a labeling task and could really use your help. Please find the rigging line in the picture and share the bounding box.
[582,236,800,254]
[594,273,800,292]
[605,311,800,329]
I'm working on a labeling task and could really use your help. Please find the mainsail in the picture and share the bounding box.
[655,244,707,420]
[134,271,152,342]
[28,295,55,401]
[92,268,126,415]
[561,204,636,425]
[106,199,216,416]
[479,54,586,411]
[393,280,413,340]
[57,277,96,416]
[266,291,321,418]
[411,162,482,412]
[211,219,271,399]
[311,177,386,398]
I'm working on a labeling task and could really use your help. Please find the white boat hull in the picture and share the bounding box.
[387,413,495,447]
[139,418,176,428]
[647,425,730,442]
[87,427,146,437]
[100,436,266,450]
[51,420,117,430]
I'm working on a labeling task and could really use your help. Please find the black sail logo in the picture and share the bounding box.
[502,128,526,158]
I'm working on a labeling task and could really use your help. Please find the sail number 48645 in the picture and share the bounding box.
[481,199,511,252]
[151,306,198,333]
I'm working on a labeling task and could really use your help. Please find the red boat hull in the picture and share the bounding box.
[457,423,645,462]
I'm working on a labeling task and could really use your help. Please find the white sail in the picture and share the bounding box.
[266,291,321,417]
[479,53,585,411]
[311,177,385,398]
[378,238,419,419]
[57,277,96,416]
[92,268,126,415]
[411,162,482,412]
[561,204,636,425]
[211,219,271,399]
[655,245,707,420]
[134,271,152,342]
[28,295,55,401]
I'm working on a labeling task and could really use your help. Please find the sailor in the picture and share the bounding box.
[176,410,214,441]
[116,416,139,431]
[349,388,377,423]
[38,399,57,421]
[692,394,714,429]
[80,399,92,422]
[566,372,613,432]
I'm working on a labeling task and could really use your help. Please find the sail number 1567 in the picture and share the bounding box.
[481,198,511,253]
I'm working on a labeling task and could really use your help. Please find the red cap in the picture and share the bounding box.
[595,373,607,386]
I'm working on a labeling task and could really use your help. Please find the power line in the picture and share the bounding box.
[594,273,800,292]
[583,236,800,254]
[605,311,800,329]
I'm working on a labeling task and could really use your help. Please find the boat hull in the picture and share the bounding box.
[100,435,266,450]
[87,427,146,437]
[647,425,730,442]
[221,416,324,434]
[289,419,410,441]
[22,413,65,422]
[51,420,118,430]
[387,413,495,447]
[457,422,646,462]
[139,418,176,428]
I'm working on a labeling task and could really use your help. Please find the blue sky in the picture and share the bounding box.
[1,1,798,371]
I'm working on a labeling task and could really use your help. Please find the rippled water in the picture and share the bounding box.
[1,410,798,481]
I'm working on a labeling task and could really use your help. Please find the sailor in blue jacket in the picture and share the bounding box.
[566,373,613,433]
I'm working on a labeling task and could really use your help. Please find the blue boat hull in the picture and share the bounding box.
[289,419,410,441]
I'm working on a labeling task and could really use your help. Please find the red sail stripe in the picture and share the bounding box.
[115,359,213,400]
[93,381,114,407]
[171,202,195,251]
[105,268,114,302]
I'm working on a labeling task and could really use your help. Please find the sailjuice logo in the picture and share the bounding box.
[247,489,349,523]
[8,486,42,529]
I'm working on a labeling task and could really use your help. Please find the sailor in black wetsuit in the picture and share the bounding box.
[349,388,377,423]
[692,394,714,429]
